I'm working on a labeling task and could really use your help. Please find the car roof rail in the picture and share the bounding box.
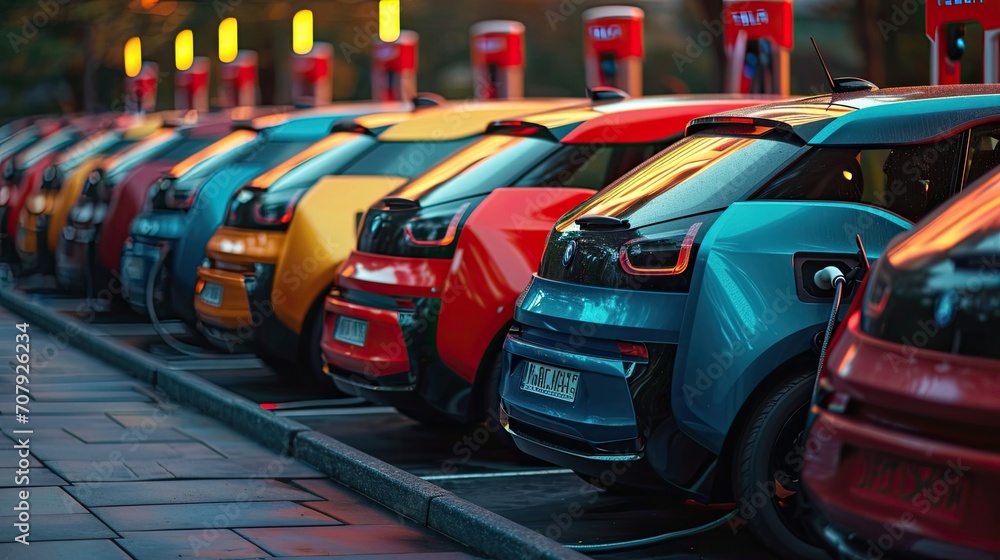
[587,86,630,103]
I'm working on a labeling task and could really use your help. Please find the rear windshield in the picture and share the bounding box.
[158,137,219,162]
[18,128,77,169]
[0,128,40,161]
[341,138,478,180]
[557,131,802,230]
[266,135,378,194]
[242,139,315,167]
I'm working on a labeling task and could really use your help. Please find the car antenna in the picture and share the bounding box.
[811,37,836,93]
[811,37,879,94]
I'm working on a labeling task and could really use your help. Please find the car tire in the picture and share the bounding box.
[299,301,350,397]
[734,370,826,560]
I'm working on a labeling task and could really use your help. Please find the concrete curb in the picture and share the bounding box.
[0,289,590,560]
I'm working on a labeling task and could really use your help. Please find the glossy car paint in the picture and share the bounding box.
[324,96,778,424]
[122,102,409,319]
[498,85,1000,500]
[196,99,586,365]
[197,175,408,352]
[56,119,236,293]
[803,169,1000,559]
[13,121,162,272]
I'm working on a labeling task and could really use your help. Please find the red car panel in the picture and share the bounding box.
[99,161,172,273]
[436,187,594,383]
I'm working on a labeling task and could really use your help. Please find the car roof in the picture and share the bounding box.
[691,84,1000,146]
[249,102,410,130]
[522,95,788,144]
[376,99,585,141]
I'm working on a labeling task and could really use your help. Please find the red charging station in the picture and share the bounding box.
[175,56,209,112]
[582,6,644,96]
[292,42,334,106]
[372,31,418,102]
[125,62,158,113]
[926,1,1000,84]
[723,0,793,94]
[219,50,258,108]
[470,20,525,100]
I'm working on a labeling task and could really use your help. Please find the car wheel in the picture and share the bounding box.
[734,370,826,560]
[299,301,350,397]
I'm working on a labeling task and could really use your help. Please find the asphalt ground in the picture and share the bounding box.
[11,277,777,560]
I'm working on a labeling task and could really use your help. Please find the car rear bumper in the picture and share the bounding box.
[15,214,48,272]
[120,238,170,315]
[195,227,294,360]
[324,251,479,419]
[804,316,1000,559]
[499,276,707,493]
[54,225,99,292]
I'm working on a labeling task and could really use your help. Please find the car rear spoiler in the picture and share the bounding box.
[485,120,559,142]
[685,116,799,138]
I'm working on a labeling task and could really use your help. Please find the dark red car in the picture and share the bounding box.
[804,166,1000,560]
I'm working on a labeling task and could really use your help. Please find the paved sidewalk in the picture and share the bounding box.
[0,307,481,560]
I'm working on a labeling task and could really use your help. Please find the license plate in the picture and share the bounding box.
[334,316,368,347]
[520,361,580,402]
[200,283,223,307]
[851,449,969,523]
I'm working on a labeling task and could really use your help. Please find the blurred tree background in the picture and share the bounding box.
[0,0,976,119]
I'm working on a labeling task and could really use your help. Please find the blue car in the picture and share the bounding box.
[120,103,406,320]
[497,84,1000,557]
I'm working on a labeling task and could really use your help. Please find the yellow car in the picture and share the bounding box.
[195,99,583,383]
[16,116,166,274]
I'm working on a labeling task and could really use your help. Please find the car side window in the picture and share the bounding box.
[963,124,1000,188]
[754,137,963,223]
[514,143,668,190]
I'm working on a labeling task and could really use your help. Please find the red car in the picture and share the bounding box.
[803,167,1000,559]
[321,95,781,427]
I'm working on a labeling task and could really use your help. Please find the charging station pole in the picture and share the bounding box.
[292,43,334,106]
[175,57,209,112]
[372,31,418,102]
[471,21,526,100]
[926,2,1000,85]
[582,6,644,96]
[219,51,259,108]
[125,62,158,113]
[723,0,793,94]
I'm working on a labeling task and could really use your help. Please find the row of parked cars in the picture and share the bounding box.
[1,82,998,559]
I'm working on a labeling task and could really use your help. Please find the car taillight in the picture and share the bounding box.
[616,341,648,359]
[619,222,701,276]
[403,202,470,247]
[251,187,307,228]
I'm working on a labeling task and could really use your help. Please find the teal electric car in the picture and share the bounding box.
[497,83,1000,558]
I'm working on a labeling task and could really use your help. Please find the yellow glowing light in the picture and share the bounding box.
[292,10,314,55]
[175,29,193,71]
[219,17,238,63]
[140,0,158,8]
[842,170,853,181]
[124,37,142,78]
[379,0,400,42]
